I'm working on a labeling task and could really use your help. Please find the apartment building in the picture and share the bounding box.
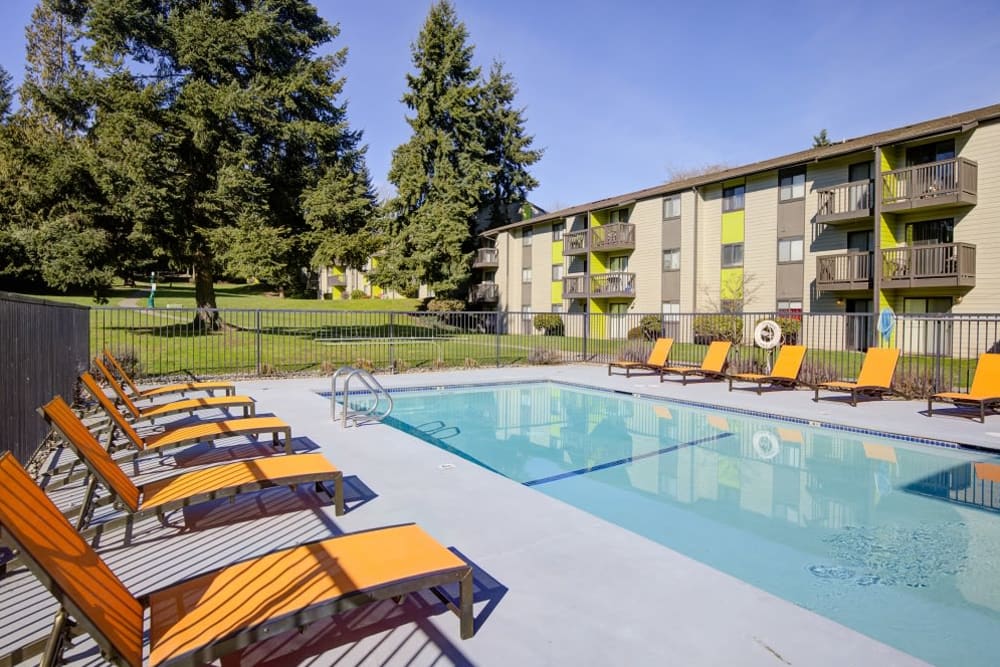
[474,103,1000,335]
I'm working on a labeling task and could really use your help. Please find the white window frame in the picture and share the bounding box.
[551,264,564,281]
[776,300,803,317]
[522,227,533,246]
[722,184,745,212]
[609,208,630,224]
[661,301,680,322]
[521,305,532,320]
[662,248,680,272]
[521,268,532,282]
[779,168,806,201]
[551,303,563,313]
[777,237,804,263]
[662,195,681,220]
[721,243,744,268]
[552,222,564,241]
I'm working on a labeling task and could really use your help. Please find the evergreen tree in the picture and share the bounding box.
[23,0,374,319]
[0,66,12,120]
[479,60,541,230]
[812,128,832,148]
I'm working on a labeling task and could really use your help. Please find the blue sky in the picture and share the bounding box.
[2,0,1000,212]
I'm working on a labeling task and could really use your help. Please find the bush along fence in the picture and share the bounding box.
[1,292,90,463]
[86,306,1000,397]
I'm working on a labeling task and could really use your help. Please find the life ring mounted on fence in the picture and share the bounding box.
[752,431,780,460]
[753,319,782,350]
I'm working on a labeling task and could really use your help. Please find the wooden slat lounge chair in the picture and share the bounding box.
[80,372,293,456]
[608,338,673,377]
[728,345,808,394]
[660,341,732,385]
[0,453,472,667]
[39,396,344,536]
[928,353,1000,422]
[94,357,256,423]
[103,347,236,400]
[813,347,900,406]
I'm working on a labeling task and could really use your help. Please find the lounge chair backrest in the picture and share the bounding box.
[856,347,900,387]
[94,357,142,420]
[771,345,807,380]
[103,348,143,398]
[647,338,674,367]
[80,372,148,451]
[0,452,143,667]
[39,395,141,512]
[701,341,732,373]
[969,353,1000,397]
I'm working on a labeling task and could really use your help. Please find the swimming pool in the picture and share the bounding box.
[357,380,1000,666]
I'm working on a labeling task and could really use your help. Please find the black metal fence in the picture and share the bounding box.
[1,292,90,463]
[88,307,1000,395]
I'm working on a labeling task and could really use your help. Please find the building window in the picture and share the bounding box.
[552,221,564,241]
[662,248,680,271]
[778,167,806,201]
[722,184,745,212]
[522,228,532,246]
[906,219,954,245]
[721,243,744,268]
[720,299,742,313]
[661,301,680,321]
[777,237,803,263]
[609,208,630,224]
[522,268,532,282]
[552,303,563,313]
[551,264,564,281]
[522,305,532,319]
[662,195,681,220]
[777,300,802,318]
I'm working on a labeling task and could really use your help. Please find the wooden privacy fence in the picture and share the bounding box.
[0,292,90,463]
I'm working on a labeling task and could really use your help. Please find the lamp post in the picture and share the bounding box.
[148,271,157,308]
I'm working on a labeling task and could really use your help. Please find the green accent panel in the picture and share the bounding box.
[591,211,606,227]
[591,252,607,273]
[720,268,743,299]
[721,211,745,244]
[551,240,562,264]
[589,299,607,340]
[332,265,345,276]
[551,280,562,303]
[332,286,345,298]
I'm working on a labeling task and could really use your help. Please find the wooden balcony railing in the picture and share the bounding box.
[881,243,976,290]
[816,252,873,293]
[562,274,588,299]
[816,179,874,224]
[563,230,589,255]
[470,283,499,302]
[472,247,499,268]
[590,223,635,252]
[327,274,346,286]
[561,272,637,298]
[881,158,978,212]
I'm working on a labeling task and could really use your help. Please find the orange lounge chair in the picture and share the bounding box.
[813,347,900,406]
[609,338,673,377]
[103,347,235,400]
[928,353,1000,422]
[728,345,807,394]
[0,453,472,667]
[80,372,293,456]
[660,341,732,384]
[39,396,344,535]
[94,357,256,423]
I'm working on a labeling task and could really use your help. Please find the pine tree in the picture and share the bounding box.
[812,128,832,148]
[0,66,12,120]
[34,0,375,321]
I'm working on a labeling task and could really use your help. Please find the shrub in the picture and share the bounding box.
[528,347,562,365]
[892,369,937,399]
[426,298,465,312]
[532,313,564,336]
[464,357,480,369]
[798,360,839,387]
[353,357,375,373]
[431,357,447,370]
[349,289,369,299]
[627,326,645,340]
[616,342,651,362]
[392,358,411,373]
[639,314,662,341]
[693,314,743,344]
[96,348,141,380]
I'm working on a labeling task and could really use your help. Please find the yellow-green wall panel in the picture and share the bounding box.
[721,211,745,244]
[551,240,563,264]
[589,299,607,340]
[591,252,608,273]
[720,268,743,299]
[551,281,562,303]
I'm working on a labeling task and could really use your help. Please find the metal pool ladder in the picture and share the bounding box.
[331,366,393,427]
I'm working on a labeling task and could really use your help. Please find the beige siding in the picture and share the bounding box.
[678,190,697,311]
[696,185,722,311]
[531,223,553,310]
[955,121,1000,313]
[745,172,778,310]
[629,198,662,312]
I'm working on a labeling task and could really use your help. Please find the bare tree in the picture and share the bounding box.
[666,163,732,183]
[700,271,763,313]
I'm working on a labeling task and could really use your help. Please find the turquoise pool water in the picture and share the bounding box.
[367,381,1000,666]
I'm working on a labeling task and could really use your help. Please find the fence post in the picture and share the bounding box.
[389,312,396,373]
[495,311,501,368]
[582,311,589,361]
[255,309,262,376]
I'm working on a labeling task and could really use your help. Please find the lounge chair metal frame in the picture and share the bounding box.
[928,353,1000,423]
[0,452,472,667]
[812,347,900,406]
[103,348,235,400]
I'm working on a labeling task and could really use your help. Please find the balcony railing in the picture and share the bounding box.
[563,230,589,255]
[470,283,499,302]
[816,252,873,293]
[590,223,635,252]
[816,179,874,225]
[562,274,588,299]
[881,243,976,290]
[561,272,637,299]
[327,274,346,287]
[472,247,499,268]
[881,158,978,212]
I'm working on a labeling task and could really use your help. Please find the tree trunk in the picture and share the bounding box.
[193,252,221,331]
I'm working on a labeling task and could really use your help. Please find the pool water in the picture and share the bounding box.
[368,381,1000,666]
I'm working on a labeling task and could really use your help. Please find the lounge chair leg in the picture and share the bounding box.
[927,399,933,417]
[459,569,474,639]
[41,609,73,667]
[333,474,344,515]
[728,378,733,392]
[813,387,819,402]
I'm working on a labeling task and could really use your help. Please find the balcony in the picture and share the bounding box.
[563,230,589,256]
[470,282,499,302]
[881,158,978,213]
[881,243,976,290]
[472,247,498,269]
[590,223,635,252]
[816,252,873,293]
[562,272,636,299]
[815,180,874,225]
[327,273,346,287]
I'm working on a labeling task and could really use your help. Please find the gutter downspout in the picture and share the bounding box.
[691,186,699,312]
[872,146,883,347]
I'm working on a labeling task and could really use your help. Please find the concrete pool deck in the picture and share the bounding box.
[9,363,999,665]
